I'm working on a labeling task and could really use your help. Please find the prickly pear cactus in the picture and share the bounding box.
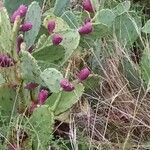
[140,51,150,85]
[142,19,150,34]
[0,74,5,85]
[93,9,116,27]
[80,23,109,48]
[40,68,63,93]
[53,0,70,17]
[61,11,79,29]
[0,85,16,117]
[4,0,44,14]
[121,59,141,88]
[113,12,142,46]
[29,105,54,149]
[46,83,84,116]
[59,29,80,64]
[24,1,42,49]
[36,34,47,49]
[33,45,65,64]
[20,51,41,83]
[112,1,131,16]
[43,15,69,32]
[0,8,12,54]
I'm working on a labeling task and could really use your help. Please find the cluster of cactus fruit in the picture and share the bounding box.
[0,0,93,148]
[1,0,150,149]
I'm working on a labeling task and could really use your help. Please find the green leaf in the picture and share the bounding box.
[113,12,141,46]
[142,19,150,34]
[112,1,131,16]
[61,11,79,29]
[4,0,44,14]
[0,8,12,53]
[40,68,63,93]
[20,51,41,83]
[24,1,42,49]
[46,83,84,115]
[33,45,65,64]
[30,105,54,150]
[93,9,116,27]
[53,0,70,17]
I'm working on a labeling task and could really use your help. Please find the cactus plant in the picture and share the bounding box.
[61,11,79,29]
[33,45,65,65]
[0,8,12,54]
[36,34,47,49]
[0,85,16,117]
[29,105,54,149]
[140,51,150,85]
[142,19,150,33]
[0,74,5,85]
[4,0,43,14]
[20,50,41,83]
[40,68,63,93]
[24,1,42,49]
[113,12,142,46]
[59,29,80,64]
[43,15,69,32]
[93,9,116,27]
[53,0,70,17]
[46,83,84,115]
[112,1,131,16]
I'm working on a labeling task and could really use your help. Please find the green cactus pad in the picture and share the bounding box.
[30,105,54,149]
[40,68,63,93]
[24,1,42,49]
[46,83,84,116]
[4,0,44,14]
[0,8,12,54]
[20,51,41,83]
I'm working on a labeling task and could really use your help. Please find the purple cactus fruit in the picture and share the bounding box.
[52,34,63,45]
[78,22,93,35]
[16,35,24,53]
[11,5,27,22]
[25,82,39,90]
[18,5,28,17]
[82,0,94,13]
[60,79,75,92]
[77,67,90,81]
[0,54,14,67]
[47,20,56,33]
[20,22,33,32]
[11,10,20,23]
[38,90,49,105]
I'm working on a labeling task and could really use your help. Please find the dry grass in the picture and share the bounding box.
[68,39,150,149]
